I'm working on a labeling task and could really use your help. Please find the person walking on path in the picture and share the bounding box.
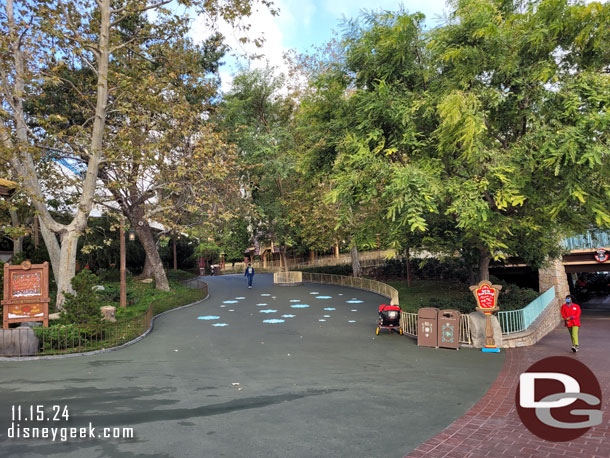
[560,294,581,352]
[244,263,255,288]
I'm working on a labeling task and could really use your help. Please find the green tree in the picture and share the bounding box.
[219,67,299,270]
[304,1,610,280]
[1,0,277,304]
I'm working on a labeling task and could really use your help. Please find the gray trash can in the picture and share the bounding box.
[418,307,439,348]
[438,309,460,350]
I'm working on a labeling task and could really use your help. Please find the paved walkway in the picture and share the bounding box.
[0,274,504,458]
[406,305,610,458]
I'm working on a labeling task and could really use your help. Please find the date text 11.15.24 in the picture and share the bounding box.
[11,405,69,422]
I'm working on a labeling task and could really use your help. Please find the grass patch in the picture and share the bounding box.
[110,277,207,320]
[165,269,199,282]
[386,279,474,313]
[33,271,207,355]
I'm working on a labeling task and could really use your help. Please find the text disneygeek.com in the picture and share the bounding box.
[6,405,134,442]
[8,422,134,441]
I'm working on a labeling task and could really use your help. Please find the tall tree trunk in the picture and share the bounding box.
[479,245,491,281]
[351,244,362,278]
[130,208,169,291]
[3,0,111,308]
[141,254,154,278]
[280,245,289,272]
[33,215,39,248]
[9,208,22,256]
[56,231,80,306]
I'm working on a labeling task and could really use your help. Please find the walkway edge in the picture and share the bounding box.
[0,293,210,362]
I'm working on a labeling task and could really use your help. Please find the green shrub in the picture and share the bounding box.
[60,269,103,325]
[96,284,134,304]
[34,324,94,351]
[419,281,539,313]
[300,264,353,276]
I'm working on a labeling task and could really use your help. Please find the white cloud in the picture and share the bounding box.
[190,1,293,92]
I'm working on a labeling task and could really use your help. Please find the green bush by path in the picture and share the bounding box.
[30,271,206,355]
[60,269,104,325]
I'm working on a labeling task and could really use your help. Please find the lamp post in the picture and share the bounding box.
[120,219,127,308]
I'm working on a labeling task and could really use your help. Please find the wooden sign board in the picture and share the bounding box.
[2,261,50,328]
[469,280,502,313]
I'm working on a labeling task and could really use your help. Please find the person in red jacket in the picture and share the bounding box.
[560,295,581,352]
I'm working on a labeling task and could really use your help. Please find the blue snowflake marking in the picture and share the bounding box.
[282,314,296,318]
[198,316,220,320]
[323,307,336,311]
[315,296,332,299]
[346,299,363,303]
[259,309,277,313]
[263,319,285,324]
[223,300,238,304]
[212,323,229,327]
[290,304,310,308]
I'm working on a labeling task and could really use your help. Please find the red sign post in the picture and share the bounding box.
[2,261,50,328]
[469,280,502,353]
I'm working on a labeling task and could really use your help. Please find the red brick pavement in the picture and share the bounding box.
[406,315,610,458]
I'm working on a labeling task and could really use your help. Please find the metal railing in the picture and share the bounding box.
[400,311,471,345]
[0,305,154,357]
[497,287,555,335]
[459,314,471,345]
[1,280,208,357]
[274,271,303,284]
[301,272,400,305]
[562,230,610,250]
[401,312,418,337]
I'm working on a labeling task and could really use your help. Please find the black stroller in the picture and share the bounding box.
[376,304,403,335]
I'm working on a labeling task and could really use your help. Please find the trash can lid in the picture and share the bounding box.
[418,307,439,318]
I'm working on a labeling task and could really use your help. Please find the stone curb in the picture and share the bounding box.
[0,293,210,362]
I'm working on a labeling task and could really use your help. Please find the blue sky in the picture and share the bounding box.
[189,0,451,91]
[278,0,449,52]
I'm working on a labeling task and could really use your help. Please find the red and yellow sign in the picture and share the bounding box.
[469,280,502,352]
[473,283,499,312]
[2,261,49,328]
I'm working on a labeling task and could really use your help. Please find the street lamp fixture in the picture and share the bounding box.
[128,229,136,241]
